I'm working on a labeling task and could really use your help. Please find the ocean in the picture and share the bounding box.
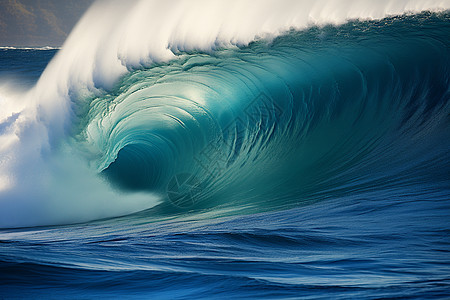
[0,1,449,299]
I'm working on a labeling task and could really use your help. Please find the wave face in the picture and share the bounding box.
[91,14,450,211]
[0,1,449,228]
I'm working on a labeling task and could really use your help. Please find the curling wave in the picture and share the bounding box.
[83,13,450,211]
[0,0,449,227]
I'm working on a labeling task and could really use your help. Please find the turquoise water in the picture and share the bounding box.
[0,12,449,299]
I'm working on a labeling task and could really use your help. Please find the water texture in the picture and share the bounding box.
[0,1,449,298]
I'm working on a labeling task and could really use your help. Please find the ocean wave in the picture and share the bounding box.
[0,0,449,228]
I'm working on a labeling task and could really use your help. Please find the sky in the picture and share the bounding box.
[0,0,94,46]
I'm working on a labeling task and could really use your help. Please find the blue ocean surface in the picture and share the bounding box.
[0,9,449,300]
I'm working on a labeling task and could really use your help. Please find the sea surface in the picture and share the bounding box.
[0,7,449,300]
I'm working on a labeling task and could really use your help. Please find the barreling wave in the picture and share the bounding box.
[0,0,449,228]
[82,12,450,211]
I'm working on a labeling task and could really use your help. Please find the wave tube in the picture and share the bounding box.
[0,0,449,228]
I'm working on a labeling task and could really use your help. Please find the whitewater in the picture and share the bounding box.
[0,0,449,298]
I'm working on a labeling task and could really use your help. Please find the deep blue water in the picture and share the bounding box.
[1,192,449,299]
[0,48,57,86]
[1,12,450,299]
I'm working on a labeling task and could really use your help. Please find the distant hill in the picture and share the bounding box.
[0,0,94,46]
